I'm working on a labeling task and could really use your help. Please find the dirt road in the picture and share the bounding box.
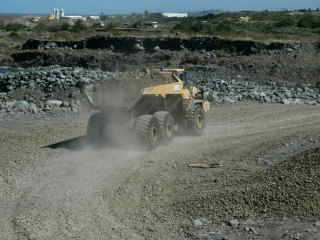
[1,104,320,240]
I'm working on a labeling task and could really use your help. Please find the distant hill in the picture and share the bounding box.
[0,12,48,17]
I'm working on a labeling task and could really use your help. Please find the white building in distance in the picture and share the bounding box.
[51,8,89,21]
[62,16,87,21]
[162,12,188,18]
[52,8,65,20]
[88,16,100,21]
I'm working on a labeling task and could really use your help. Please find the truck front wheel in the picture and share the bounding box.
[186,105,206,136]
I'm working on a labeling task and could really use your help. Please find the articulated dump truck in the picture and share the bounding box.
[79,69,210,149]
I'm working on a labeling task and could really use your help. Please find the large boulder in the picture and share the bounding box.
[46,100,63,108]
[13,100,30,112]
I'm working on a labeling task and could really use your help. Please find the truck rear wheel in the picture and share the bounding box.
[87,112,107,144]
[154,111,175,143]
[186,105,206,136]
[135,114,160,150]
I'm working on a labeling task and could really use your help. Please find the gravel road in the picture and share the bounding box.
[1,104,320,240]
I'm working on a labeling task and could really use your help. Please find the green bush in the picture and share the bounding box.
[0,21,4,30]
[71,20,87,32]
[173,19,197,32]
[4,23,26,32]
[60,22,71,31]
[174,19,219,33]
[190,22,206,32]
[214,21,233,32]
[297,14,320,29]
[274,17,296,28]
[34,22,72,32]
[9,31,20,38]
[104,22,117,31]
[313,28,320,34]
[173,12,320,36]
[34,23,48,32]
[132,20,143,28]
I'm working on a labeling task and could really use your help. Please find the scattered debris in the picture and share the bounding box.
[193,217,209,227]
[314,221,320,227]
[227,219,240,228]
[199,232,227,240]
[244,226,258,234]
[188,161,222,169]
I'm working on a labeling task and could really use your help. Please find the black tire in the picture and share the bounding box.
[186,105,206,136]
[154,111,175,143]
[135,114,160,150]
[87,112,107,144]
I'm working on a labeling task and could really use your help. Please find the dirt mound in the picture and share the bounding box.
[175,147,320,222]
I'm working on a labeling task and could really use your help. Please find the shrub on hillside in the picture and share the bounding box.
[173,19,197,32]
[71,20,88,32]
[214,21,233,32]
[34,23,47,32]
[34,22,71,32]
[297,14,320,29]
[60,22,71,31]
[4,23,26,32]
[174,18,233,34]
[9,31,21,38]
[274,17,296,28]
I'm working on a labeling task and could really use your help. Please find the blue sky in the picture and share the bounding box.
[1,0,319,14]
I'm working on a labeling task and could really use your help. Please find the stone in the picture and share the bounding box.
[193,217,209,227]
[244,226,258,234]
[292,232,302,240]
[29,103,38,114]
[263,95,272,103]
[0,92,8,98]
[134,43,145,51]
[61,101,70,108]
[207,232,227,240]
[281,98,291,105]
[307,101,317,105]
[292,99,304,104]
[223,97,236,104]
[71,102,80,112]
[13,100,30,112]
[227,219,239,228]
[314,221,320,227]
[5,101,16,108]
[46,100,63,108]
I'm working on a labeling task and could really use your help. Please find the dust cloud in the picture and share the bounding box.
[11,147,144,239]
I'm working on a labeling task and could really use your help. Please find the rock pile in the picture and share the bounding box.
[184,71,320,105]
[0,66,114,93]
[0,66,114,114]
[0,66,319,116]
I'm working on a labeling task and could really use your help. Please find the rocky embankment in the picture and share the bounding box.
[22,36,295,54]
[185,70,320,105]
[0,66,114,114]
[0,66,319,115]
